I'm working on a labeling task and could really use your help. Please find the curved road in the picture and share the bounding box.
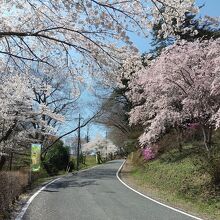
[21,160,200,220]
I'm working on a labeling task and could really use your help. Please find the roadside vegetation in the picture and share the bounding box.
[69,155,97,171]
[126,145,220,220]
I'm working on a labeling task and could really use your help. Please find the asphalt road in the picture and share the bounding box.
[22,160,199,220]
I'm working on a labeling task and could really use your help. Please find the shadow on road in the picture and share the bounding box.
[43,179,98,192]
[80,168,117,179]
[43,164,119,193]
[43,189,59,193]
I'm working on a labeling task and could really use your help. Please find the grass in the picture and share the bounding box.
[80,155,97,170]
[126,148,220,220]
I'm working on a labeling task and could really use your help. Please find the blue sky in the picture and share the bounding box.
[63,1,220,143]
[197,0,220,17]
[131,0,220,53]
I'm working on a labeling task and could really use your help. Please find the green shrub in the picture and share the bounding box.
[68,159,75,172]
[43,140,69,175]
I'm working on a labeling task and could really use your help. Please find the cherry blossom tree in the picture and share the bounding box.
[0,74,35,169]
[128,39,220,156]
[0,75,33,148]
[30,67,79,132]
[0,73,65,169]
[0,0,198,76]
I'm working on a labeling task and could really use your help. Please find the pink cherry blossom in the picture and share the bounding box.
[127,39,220,153]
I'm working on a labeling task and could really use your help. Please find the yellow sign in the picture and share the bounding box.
[31,144,41,172]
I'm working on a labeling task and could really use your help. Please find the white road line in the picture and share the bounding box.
[15,177,61,220]
[15,164,100,220]
[116,160,204,220]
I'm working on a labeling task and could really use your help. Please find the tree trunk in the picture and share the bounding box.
[9,152,13,171]
[201,126,212,158]
[0,155,6,170]
[213,169,220,185]
[175,127,183,152]
[177,133,183,153]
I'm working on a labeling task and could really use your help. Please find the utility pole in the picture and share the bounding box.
[105,131,108,158]
[86,125,89,143]
[76,114,83,171]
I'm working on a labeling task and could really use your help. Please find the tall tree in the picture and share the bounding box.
[96,79,143,154]
[0,72,67,169]
[128,39,220,155]
[150,12,220,57]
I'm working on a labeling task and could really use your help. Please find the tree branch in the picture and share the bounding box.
[41,111,101,154]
